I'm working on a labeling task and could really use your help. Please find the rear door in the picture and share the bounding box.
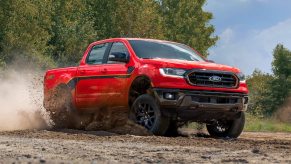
[75,42,110,110]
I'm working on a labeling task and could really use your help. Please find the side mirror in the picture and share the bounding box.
[109,52,129,63]
[207,60,215,63]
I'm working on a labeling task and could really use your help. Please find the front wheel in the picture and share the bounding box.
[206,112,245,138]
[129,94,169,136]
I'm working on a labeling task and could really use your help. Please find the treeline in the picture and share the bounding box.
[0,0,217,68]
[247,44,291,117]
[1,1,288,117]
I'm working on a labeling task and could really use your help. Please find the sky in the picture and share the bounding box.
[204,0,291,75]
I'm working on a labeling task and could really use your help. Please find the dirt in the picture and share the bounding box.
[0,69,49,131]
[0,69,290,163]
[0,129,290,163]
[276,97,291,123]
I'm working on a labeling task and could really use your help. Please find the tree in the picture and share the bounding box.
[0,0,9,55]
[269,44,291,113]
[87,0,164,40]
[114,0,164,38]
[160,0,218,57]
[272,44,291,78]
[0,0,218,69]
[0,0,55,69]
[48,0,97,67]
[85,0,118,40]
[247,69,274,116]
[247,44,291,116]
[0,0,9,68]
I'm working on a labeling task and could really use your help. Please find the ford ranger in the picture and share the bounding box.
[44,38,248,138]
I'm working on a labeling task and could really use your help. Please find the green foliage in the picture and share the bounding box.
[86,0,218,54]
[160,0,218,57]
[247,44,291,116]
[87,0,165,39]
[114,0,165,39]
[247,69,274,116]
[272,44,291,78]
[0,0,55,69]
[244,113,291,132]
[85,0,118,40]
[0,0,10,56]
[0,0,218,69]
[48,0,96,67]
[268,44,291,114]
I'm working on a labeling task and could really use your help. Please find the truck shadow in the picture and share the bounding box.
[51,128,212,138]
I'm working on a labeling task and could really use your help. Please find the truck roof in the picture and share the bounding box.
[95,38,178,44]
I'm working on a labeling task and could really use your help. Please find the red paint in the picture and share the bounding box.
[44,38,248,111]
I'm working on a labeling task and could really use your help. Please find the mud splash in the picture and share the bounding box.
[84,109,151,136]
[0,68,149,135]
[275,96,291,123]
[0,69,49,131]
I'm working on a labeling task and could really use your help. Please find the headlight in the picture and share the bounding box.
[236,72,246,81]
[159,68,186,78]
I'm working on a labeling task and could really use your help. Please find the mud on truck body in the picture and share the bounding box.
[44,38,248,138]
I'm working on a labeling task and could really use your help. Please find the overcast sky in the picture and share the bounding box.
[204,0,291,75]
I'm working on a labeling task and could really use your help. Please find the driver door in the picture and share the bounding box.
[98,42,131,107]
[75,42,110,110]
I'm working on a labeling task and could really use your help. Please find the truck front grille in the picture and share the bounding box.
[186,70,238,88]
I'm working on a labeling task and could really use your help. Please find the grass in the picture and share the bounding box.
[244,113,291,133]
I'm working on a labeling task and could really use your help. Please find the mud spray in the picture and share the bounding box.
[0,69,49,131]
[275,97,291,123]
[0,68,149,135]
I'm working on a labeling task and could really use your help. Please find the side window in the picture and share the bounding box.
[107,42,129,64]
[86,43,109,65]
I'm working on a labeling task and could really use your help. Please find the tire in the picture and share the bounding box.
[49,86,76,129]
[206,112,245,138]
[129,94,170,136]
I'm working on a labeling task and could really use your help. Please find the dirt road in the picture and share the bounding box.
[0,130,290,163]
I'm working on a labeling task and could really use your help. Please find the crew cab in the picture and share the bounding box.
[44,38,248,138]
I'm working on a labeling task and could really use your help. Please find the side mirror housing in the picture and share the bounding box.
[109,52,129,63]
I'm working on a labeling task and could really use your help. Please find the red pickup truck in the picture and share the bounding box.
[44,38,248,138]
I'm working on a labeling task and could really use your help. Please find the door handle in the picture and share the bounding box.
[79,70,86,75]
[101,68,107,73]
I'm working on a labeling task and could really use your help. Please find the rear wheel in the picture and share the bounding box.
[206,112,245,138]
[129,94,170,136]
[48,86,76,129]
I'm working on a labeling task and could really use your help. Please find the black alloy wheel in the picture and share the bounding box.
[130,94,170,136]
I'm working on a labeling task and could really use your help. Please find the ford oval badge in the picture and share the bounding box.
[209,76,222,82]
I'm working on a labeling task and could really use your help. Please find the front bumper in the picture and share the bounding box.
[153,88,248,121]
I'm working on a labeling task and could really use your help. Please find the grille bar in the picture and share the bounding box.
[186,70,238,88]
[191,96,240,104]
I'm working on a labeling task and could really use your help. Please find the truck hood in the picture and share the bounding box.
[141,58,240,73]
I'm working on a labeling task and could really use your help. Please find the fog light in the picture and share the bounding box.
[244,97,249,104]
[164,93,175,100]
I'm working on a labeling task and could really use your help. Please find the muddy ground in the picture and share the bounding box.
[0,69,290,163]
[0,129,290,163]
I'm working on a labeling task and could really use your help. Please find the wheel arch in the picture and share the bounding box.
[128,75,154,108]
[44,83,72,111]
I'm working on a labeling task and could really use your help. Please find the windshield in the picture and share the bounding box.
[129,40,205,61]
